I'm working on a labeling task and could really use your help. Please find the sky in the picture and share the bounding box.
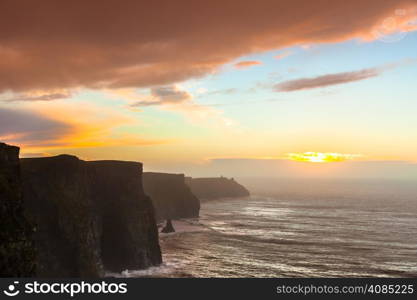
[1,0,417,178]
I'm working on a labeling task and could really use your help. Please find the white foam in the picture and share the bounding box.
[105,260,185,278]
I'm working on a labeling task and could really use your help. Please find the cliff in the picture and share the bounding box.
[185,177,250,200]
[87,161,162,272]
[21,155,161,276]
[143,172,200,221]
[0,143,35,277]
[21,155,104,277]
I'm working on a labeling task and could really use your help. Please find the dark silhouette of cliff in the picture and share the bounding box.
[21,155,104,277]
[0,143,35,277]
[87,161,162,272]
[21,155,161,277]
[185,177,250,200]
[143,172,200,221]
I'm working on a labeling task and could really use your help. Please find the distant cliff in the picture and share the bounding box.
[0,143,35,277]
[185,177,250,200]
[21,155,161,277]
[143,172,200,221]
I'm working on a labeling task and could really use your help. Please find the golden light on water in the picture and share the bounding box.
[287,152,360,163]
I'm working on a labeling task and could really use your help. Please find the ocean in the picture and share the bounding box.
[114,179,417,278]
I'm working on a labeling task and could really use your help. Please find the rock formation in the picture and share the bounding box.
[161,219,175,233]
[143,172,200,221]
[185,177,250,200]
[0,143,35,277]
[21,155,162,276]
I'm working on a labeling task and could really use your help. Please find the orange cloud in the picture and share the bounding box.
[234,60,263,69]
[0,0,416,93]
[1,90,71,102]
[0,107,73,147]
[274,50,293,60]
[7,101,169,152]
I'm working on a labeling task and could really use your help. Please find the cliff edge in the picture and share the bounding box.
[185,177,250,200]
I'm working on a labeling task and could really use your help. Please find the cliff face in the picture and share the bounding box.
[143,172,200,221]
[21,155,161,277]
[185,177,250,200]
[87,161,162,272]
[0,143,35,277]
[21,155,103,277]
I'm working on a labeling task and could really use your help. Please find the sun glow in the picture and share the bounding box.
[288,152,360,163]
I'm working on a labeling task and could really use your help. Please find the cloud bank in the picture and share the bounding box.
[1,0,416,94]
[185,158,417,179]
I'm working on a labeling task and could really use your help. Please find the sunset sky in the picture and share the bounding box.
[1,0,417,177]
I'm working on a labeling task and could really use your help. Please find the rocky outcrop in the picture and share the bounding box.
[21,155,161,277]
[161,219,175,233]
[143,172,200,221]
[185,177,250,200]
[0,143,35,277]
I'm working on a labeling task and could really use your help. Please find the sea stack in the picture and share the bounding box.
[161,219,175,233]
[0,143,35,277]
[143,172,200,221]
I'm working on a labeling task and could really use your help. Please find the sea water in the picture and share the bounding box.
[115,179,417,277]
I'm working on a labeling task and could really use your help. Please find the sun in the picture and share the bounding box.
[287,152,360,163]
